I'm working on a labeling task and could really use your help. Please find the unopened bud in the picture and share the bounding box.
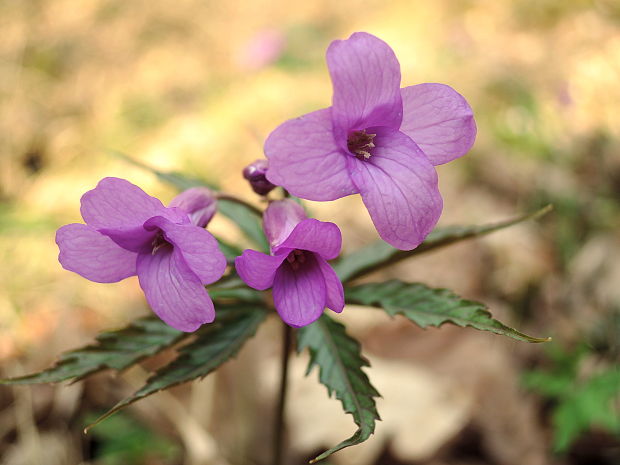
[169,187,217,228]
[243,159,276,196]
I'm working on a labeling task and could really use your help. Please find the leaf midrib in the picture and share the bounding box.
[316,317,365,427]
[138,312,264,395]
[348,300,548,342]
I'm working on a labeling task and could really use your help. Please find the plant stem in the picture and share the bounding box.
[273,323,292,465]
[215,193,263,217]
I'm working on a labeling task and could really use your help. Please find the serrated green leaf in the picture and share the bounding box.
[1,318,185,385]
[87,303,267,430]
[110,150,268,251]
[334,205,552,283]
[345,280,550,343]
[297,314,380,463]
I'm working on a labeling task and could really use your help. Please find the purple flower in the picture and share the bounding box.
[235,199,344,328]
[264,32,476,250]
[55,178,227,332]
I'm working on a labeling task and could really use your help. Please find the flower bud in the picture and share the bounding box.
[243,159,276,196]
[263,199,307,249]
[169,187,217,228]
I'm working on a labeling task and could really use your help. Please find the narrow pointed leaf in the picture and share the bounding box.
[334,205,552,282]
[1,318,185,385]
[345,280,550,343]
[217,199,270,252]
[87,303,267,430]
[297,314,380,462]
[110,150,268,251]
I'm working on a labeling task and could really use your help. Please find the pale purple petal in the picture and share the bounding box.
[399,84,476,165]
[80,177,168,230]
[275,218,342,260]
[349,130,443,250]
[327,32,403,146]
[137,246,215,332]
[144,216,226,285]
[56,223,137,283]
[316,256,344,313]
[97,226,156,252]
[263,199,307,249]
[272,253,326,327]
[265,108,358,201]
[169,187,217,228]
[235,249,288,290]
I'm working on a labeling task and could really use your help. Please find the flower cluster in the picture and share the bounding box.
[56,32,475,331]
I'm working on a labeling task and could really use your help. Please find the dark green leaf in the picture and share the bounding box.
[87,303,267,430]
[297,314,380,462]
[1,318,185,385]
[334,205,552,283]
[217,199,269,252]
[216,237,244,263]
[110,150,268,251]
[209,281,264,303]
[345,280,550,343]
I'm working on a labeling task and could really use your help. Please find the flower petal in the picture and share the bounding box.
[276,218,342,260]
[265,108,357,201]
[399,83,476,165]
[169,187,217,228]
[263,199,307,249]
[349,130,443,250]
[144,216,227,285]
[316,256,344,313]
[97,226,156,253]
[235,249,288,290]
[137,246,215,332]
[56,223,137,283]
[327,32,403,145]
[272,253,326,327]
[80,177,168,230]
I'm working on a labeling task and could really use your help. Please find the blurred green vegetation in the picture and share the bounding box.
[86,412,180,465]
[523,343,620,452]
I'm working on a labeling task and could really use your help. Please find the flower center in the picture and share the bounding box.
[347,130,376,160]
[286,249,307,271]
[151,231,171,255]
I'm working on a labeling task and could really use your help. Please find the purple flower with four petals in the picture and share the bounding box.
[265,32,476,250]
[235,199,344,327]
[56,178,227,332]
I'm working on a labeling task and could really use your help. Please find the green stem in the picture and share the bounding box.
[273,323,292,465]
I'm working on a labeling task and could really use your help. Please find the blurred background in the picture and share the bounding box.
[0,0,619,464]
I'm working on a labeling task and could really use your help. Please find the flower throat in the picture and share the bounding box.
[347,130,376,160]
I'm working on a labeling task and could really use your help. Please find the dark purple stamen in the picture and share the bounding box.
[347,130,376,160]
[286,249,307,271]
[151,231,171,255]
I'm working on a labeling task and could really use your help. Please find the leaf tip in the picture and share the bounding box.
[532,204,553,220]
[84,408,118,433]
